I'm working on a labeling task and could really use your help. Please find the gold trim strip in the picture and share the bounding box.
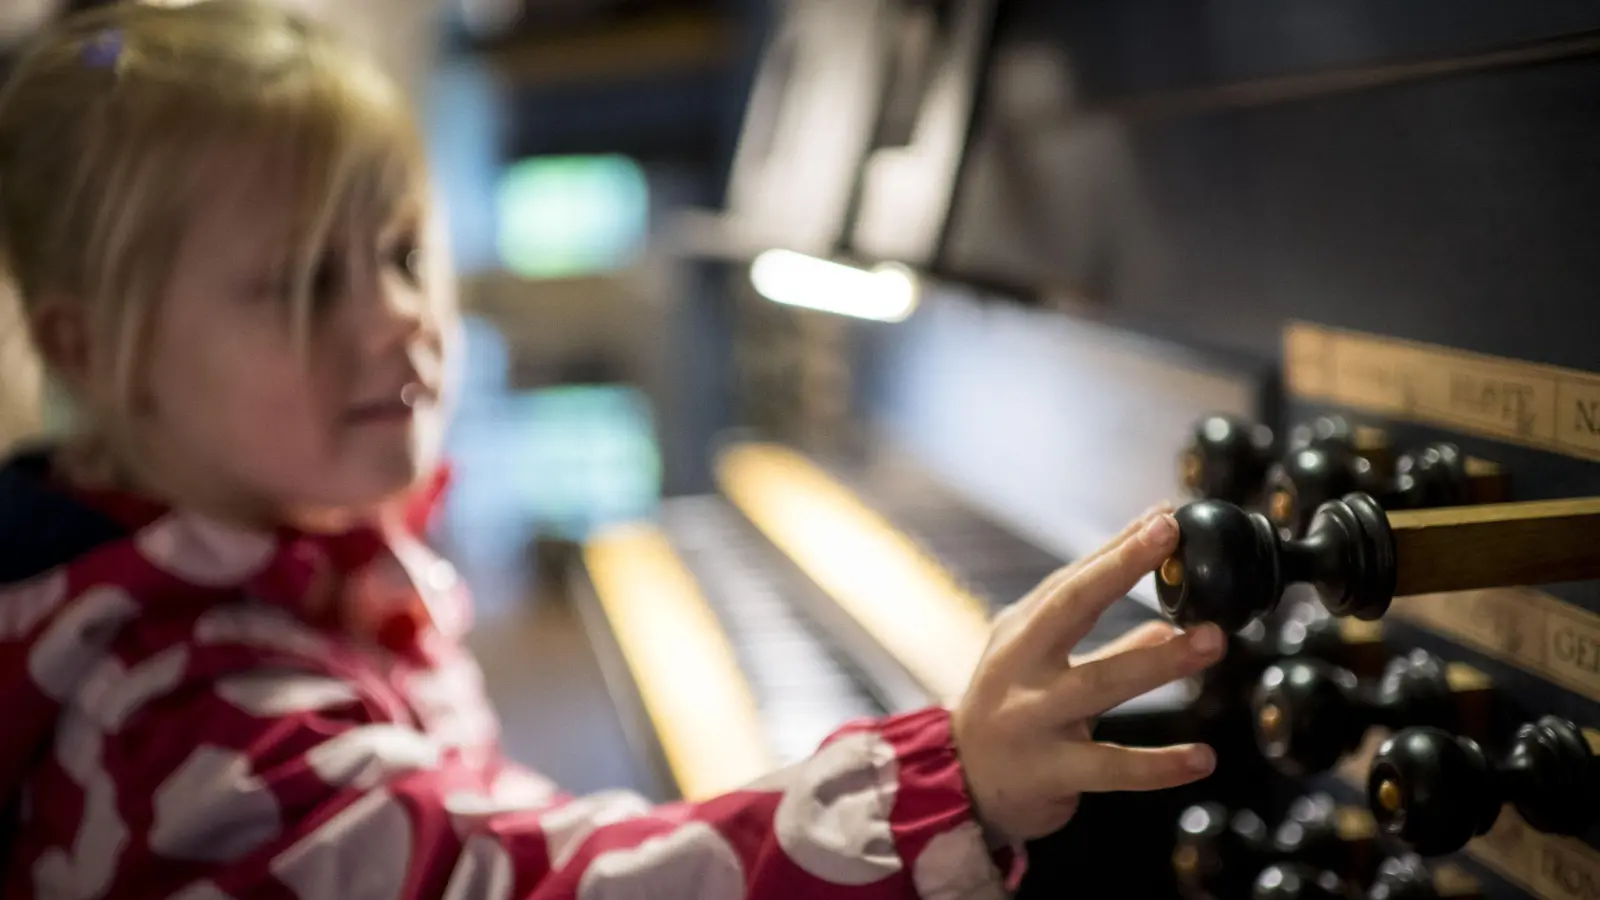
[583,523,776,799]
[716,443,994,704]
[1285,321,1600,462]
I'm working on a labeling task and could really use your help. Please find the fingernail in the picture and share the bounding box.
[1141,501,1175,519]
[1140,514,1177,546]
[1190,624,1224,656]
[1187,745,1216,774]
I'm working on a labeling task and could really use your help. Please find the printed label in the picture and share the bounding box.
[1388,589,1600,702]
[1283,323,1600,460]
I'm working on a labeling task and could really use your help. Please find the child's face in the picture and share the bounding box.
[134,159,451,527]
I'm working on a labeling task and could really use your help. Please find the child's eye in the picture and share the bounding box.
[310,256,342,311]
[391,240,424,285]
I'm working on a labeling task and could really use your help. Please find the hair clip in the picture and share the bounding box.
[81,28,125,70]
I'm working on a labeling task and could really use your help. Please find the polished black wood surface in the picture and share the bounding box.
[1367,717,1599,857]
[1252,651,1492,778]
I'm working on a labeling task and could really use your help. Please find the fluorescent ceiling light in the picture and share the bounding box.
[749,249,920,323]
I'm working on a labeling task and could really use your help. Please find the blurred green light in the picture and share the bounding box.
[510,384,661,539]
[496,155,649,279]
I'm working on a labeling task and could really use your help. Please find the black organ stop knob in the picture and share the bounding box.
[1172,802,1271,899]
[1385,443,1507,511]
[1182,414,1277,506]
[1287,415,1390,462]
[1174,795,1376,898]
[1367,855,1483,900]
[1272,792,1379,874]
[1252,650,1490,777]
[1253,864,1346,900]
[1155,494,1600,632]
[1267,442,1507,538]
[1202,610,1387,704]
[1182,414,1387,509]
[1366,716,1600,857]
[1275,613,1388,675]
[1266,444,1382,537]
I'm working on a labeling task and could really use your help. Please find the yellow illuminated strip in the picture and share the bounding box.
[716,443,994,705]
[583,523,775,799]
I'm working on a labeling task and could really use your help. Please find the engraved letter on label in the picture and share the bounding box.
[1553,628,1600,676]
[1556,382,1600,457]
[1448,375,1539,436]
[1577,400,1600,436]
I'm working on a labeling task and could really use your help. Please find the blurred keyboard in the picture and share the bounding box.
[716,441,1187,711]
[818,450,1065,610]
[573,440,1193,801]
[572,493,901,801]
[661,496,889,765]
[815,447,1160,650]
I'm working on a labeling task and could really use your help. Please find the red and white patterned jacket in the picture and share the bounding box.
[0,451,1017,900]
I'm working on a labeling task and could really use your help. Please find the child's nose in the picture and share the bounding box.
[352,276,429,351]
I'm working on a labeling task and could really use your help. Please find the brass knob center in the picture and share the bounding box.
[1258,703,1284,738]
[1159,557,1185,587]
[1180,452,1203,490]
[1270,489,1294,524]
[1172,845,1199,876]
[1377,779,1403,813]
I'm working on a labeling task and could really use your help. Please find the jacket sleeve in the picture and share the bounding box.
[71,619,1016,900]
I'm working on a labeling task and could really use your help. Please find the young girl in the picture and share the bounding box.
[0,2,1227,898]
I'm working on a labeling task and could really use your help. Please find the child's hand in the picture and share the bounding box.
[952,506,1226,844]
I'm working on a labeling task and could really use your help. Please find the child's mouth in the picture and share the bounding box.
[346,383,436,424]
[346,402,414,424]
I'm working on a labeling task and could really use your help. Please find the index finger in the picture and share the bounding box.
[1016,503,1174,618]
[1020,513,1180,661]
[1068,620,1179,668]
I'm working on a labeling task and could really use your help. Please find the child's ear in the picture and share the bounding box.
[27,296,92,392]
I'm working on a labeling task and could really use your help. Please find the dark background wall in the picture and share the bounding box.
[937,2,1600,371]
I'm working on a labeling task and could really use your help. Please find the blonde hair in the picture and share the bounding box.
[0,0,430,452]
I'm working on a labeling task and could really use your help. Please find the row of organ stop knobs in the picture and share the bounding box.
[1165,414,1600,898]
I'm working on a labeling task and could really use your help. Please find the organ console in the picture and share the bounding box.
[1251,650,1493,777]
[1155,493,1600,632]
[1265,442,1508,538]
[677,2,1600,896]
[1365,716,1600,857]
